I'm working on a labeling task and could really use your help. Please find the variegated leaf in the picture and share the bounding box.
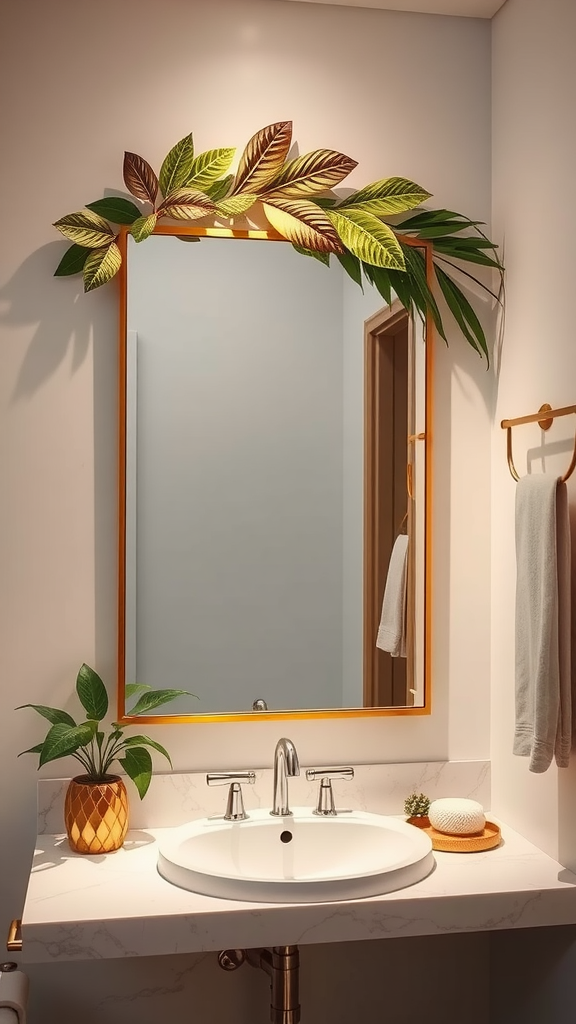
[263,149,358,200]
[53,210,115,249]
[185,148,235,190]
[338,176,431,215]
[158,189,216,221]
[83,241,122,292]
[123,152,159,205]
[326,209,405,270]
[263,200,344,254]
[159,134,195,198]
[216,194,257,216]
[130,213,158,242]
[231,121,293,196]
[292,244,330,266]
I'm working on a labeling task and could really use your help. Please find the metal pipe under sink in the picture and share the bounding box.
[218,944,300,1024]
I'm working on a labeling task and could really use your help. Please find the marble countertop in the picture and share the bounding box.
[21,820,576,963]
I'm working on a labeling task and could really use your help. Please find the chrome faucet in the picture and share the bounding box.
[270,737,300,816]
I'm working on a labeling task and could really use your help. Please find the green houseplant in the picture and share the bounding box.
[18,663,195,854]
[404,792,431,828]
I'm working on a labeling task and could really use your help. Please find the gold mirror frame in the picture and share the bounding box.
[115,224,433,725]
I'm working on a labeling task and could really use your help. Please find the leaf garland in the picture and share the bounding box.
[52,121,503,360]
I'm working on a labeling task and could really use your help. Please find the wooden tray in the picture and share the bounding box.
[423,820,501,853]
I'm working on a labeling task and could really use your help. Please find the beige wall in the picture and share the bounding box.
[491,0,576,868]
[0,1,493,1018]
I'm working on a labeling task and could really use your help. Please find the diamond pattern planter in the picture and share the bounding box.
[64,775,129,854]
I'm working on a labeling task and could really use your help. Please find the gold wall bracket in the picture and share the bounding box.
[501,402,576,482]
[6,919,22,953]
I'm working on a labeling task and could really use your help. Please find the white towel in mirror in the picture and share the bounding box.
[376,534,409,658]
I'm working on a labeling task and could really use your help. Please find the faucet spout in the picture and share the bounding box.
[271,738,300,817]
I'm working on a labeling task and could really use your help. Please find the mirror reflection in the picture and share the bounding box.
[120,231,429,718]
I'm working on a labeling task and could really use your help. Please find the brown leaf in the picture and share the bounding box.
[263,149,358,199]
[262,199,344,254]
[123,152,159,205]
[230,121,293,196]
[157,188,216,221]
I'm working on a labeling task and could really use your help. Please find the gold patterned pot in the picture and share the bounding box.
[64,775,129,854]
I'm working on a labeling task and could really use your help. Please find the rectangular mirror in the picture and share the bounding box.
[117,226,432,721]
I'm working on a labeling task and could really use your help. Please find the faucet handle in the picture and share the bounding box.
[206,772,256,821]
[305,767,354,816]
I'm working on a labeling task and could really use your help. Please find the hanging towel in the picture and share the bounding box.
[513,474,572,773]
[0,968,28,1024]
[376,534,409,658]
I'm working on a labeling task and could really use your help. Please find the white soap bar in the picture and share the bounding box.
[428,798,486,836]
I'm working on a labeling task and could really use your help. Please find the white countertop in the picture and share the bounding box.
[21,820,576,963]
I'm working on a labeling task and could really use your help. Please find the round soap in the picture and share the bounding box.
[428,798,486,836]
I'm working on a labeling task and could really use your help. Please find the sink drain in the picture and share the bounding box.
[280,830,293,844]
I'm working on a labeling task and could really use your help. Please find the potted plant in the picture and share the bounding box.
[17,663,195,854]
[404,792,431,829]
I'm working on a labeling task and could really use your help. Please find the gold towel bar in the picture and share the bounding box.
[6,919,22,953]
[501,403,576,482]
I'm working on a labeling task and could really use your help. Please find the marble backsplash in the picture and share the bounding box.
[37,759,490,835]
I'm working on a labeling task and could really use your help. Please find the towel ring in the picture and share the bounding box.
[501,403,576,483]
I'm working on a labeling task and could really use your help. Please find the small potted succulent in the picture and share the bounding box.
[18,663,195,854]
[404,792,431,829]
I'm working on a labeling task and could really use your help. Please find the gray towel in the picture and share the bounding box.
[513,474,572,773]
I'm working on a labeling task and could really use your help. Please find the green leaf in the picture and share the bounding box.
[327,209,405,270]
[54,243,91,277]
[15,704,76,727]
[125,683,152,699]
[385,268,417,314]
[406,222,485,239]
[117,734,172,767]
[159,133,195,198]
[337,250,363,289]
[86,197,142,225]
[434,254,503,304]
[118,746,152,799]
[184,148,235,190]
[53,210,115,249]
[38,722,95,767]
[129,689,198,715]
[205,175,234,202]
[398,208,483,231]
[292,244,330,266]
[401,244,447,341]
[310,196,337,209]
[338,176,431,216]
[130,213,158,242]
[363,263,392,305]
[430,236,503,269]
[17,743,46,758]
[83,242,122,292]
[76,663,109,721]
[435,264,489,362]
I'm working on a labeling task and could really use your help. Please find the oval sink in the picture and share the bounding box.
[157,808,434,903]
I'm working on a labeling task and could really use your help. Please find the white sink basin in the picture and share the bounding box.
[157,808,434,903]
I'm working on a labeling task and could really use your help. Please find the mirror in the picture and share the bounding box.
[118,225,432,721]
